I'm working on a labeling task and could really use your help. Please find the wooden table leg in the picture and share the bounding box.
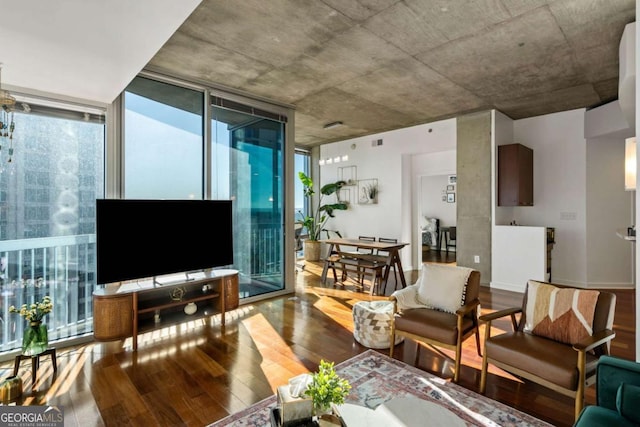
[49,348,57,372]
[13,356,21,377]
[381,254,393,289]
[368,269,377,295]
[31,356,38,385]
[393,251,407,288]
[320,243,335,284]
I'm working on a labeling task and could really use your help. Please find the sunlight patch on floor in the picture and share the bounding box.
[241,312,308,390]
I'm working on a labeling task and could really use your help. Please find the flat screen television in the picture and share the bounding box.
[96,199,233,284]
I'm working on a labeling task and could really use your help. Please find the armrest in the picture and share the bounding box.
[598,355,640,374]
[572,329,616,352]
[389,295,398,314]
[478,307,522,323]
[595,355,640,410]
[390,284,423,310]
[479,307,521,333]
[456,299,480,316]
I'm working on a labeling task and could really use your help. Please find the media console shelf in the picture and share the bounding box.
[93,269,239,350]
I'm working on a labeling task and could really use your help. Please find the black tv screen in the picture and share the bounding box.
[96,199,233,284]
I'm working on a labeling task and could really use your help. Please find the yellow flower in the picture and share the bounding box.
[9,297,53,322]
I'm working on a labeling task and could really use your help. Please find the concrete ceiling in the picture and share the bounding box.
[147,0,636,147]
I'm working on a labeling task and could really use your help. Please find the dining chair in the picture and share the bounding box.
[322,229,343,283]
[354,236,377,285]
[294,222,306,273]
[377,237,398,294]
[357,236,376,254]
[340,236,376,287]
[445,226,456,253]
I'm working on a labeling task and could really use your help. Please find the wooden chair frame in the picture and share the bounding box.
[389,269,481,383]
[479,287,616,422]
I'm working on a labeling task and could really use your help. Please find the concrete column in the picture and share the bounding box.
[457,111,492,284]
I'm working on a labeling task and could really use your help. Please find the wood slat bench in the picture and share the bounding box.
[334,252,387,295]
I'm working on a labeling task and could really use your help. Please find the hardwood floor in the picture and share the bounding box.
[1,262,635,427]
[422,246,456,264]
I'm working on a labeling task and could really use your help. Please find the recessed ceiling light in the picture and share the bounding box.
[323,121,343,130]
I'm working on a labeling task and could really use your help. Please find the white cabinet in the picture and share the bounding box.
[491,226,553,292]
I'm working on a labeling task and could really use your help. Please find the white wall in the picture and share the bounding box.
[320,106,634,293]
[586,137,634,287]
[493,111,515,226]
[635,0,639,363]
[499,107,634,289]
[492,226,548,292]
[583,99,634,288]
[420,175,457,228]
[512,109,588,286]
[319,118,457,271]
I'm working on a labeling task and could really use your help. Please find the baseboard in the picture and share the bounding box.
[491,279,635,291]
[547,277,635,289]
[583,282,635,289]
[489,281,526,293]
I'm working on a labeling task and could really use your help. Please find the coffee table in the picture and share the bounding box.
[333,396,465,427]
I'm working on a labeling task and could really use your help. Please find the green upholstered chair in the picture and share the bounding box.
[574,355,640,427]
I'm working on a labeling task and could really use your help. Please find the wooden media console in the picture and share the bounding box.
[93,269,239,350]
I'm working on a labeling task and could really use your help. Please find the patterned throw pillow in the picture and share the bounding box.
[523,280,600,345]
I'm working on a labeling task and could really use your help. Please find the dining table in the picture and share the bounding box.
[319,237,409,293]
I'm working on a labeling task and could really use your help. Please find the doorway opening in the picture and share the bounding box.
[419,174,456,266]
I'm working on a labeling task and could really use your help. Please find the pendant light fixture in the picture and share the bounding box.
[0,64,16,165]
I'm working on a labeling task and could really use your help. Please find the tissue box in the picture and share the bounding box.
[277,385,313,425]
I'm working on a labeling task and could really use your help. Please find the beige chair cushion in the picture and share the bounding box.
[524,280,600,345]
[416,264,472,314]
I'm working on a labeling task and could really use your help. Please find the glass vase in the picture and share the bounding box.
[21,321,48,356]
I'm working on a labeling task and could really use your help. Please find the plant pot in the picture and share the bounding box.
[22,321,48,356]
[304,240,321,261]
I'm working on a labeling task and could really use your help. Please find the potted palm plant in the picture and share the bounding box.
[298,172,347,261]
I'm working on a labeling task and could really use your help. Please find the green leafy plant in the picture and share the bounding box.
[304,360,351,413]
[298,172,347,241]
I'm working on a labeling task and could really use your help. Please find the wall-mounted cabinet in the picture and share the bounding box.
[498,143,533,206]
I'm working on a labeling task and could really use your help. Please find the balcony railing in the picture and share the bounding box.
[0,234,96,353]
[0,228,284,353]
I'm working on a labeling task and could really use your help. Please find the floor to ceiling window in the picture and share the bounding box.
[0,100,105,353]
[294,150,310,259]
[124,78,204,199]
[122,76,289,299]
[295,149,310,221]
[211,98,285,297]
